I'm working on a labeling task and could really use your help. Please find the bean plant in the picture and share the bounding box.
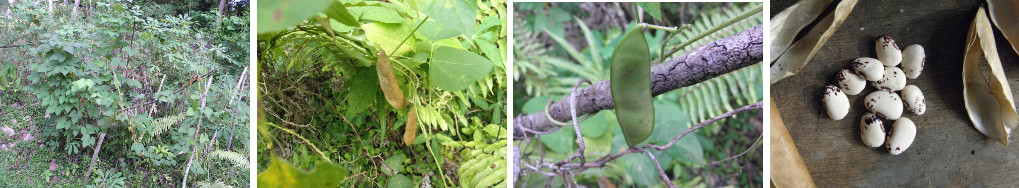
[256,0,507,187]
[0,0,250,187]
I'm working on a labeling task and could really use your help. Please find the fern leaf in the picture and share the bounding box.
[151,112,185,137]
[197,181,233,188]
[208,150,249,170]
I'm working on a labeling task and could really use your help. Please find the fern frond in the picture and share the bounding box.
[457,140,506,187]
[208,150,249,170]
[197,181,233,188]
[513,17,558,96]
[669,3,763,56]
[675,64,762,125]
[151,112,185,137]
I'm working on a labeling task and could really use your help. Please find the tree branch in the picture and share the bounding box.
[513,24,763,139]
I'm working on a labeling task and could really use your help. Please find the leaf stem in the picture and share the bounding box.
[392,16,429,54]
[658,4,762,62]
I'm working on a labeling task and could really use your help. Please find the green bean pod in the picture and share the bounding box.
[610,26,654,147]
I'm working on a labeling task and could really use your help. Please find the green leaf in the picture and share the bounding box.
[578,111,611,138]
[420,0,475,39]
[323,1,359,26]
[636,2,663,22]
[257,0,334,33]
[364,22,416,56]
[540,125,575,153]
[345,67,379,115]
[521,96,552,114]
[428,47,493,91]
[257,157,348,187]
[382,153,406,176]
[131,142,144,154]
[387,174,414,188]
[474,36,502,64]
[350,6,406,23]
[418,20,460,41]
[82,133,95,147]
[652,102,702,163]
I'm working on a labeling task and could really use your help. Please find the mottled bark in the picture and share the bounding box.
[514,24,763,139]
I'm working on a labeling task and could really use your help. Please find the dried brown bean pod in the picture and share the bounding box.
[377,50,407,109]
[403,107,418,146]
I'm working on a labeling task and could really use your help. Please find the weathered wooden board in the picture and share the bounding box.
[771,0,1019,186]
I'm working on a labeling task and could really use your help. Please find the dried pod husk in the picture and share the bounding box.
[988,0,1019,55]
[403,107,418,146]
[768,0,835,63]
[770,0,859,84]
[377,50,408,109]
[963,7,1018,146]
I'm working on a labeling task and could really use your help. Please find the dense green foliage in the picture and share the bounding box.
[514,2,763,187]
[256,0,507,187]
[0,0,249,187]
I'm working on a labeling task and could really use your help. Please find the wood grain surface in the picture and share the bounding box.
[771,0,1019,186]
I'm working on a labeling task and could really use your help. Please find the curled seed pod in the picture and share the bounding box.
[611,26,654,147]
[377,50,407,109]
[403,107,418,146]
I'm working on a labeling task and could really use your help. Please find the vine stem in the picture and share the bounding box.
[656,4,762,64]
[265,122,329,160]
[638,23,679,32]
[391,15,429,54]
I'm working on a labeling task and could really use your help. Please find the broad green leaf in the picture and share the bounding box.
[636,2,663,22]
[540,119,575,153]
[387,174,413,188]
[652,102,702,163]
[382,153,406,176]
[521,96,552,114]
[418,20,460,41]
[131,142,144,154]
[345,67,379,115]
[257,0,334,33]
[323,1,359,26]
[329,19,355,33]
[472,34,501,62]
[431,38,465,50]
[350,6,406,23]
[82,133,95,147]
[257,157,348,187]
[420,0,475,39]
[364,22,416,56]
[428,47,492,91]
[578,111,611,138]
